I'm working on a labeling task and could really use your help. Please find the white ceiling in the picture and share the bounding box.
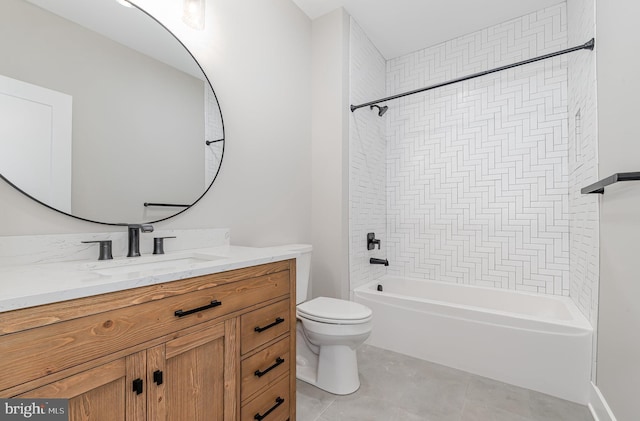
[291,0,564,59]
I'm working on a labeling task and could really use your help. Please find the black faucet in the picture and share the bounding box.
[127,224,154,257]
[370,258,389,266]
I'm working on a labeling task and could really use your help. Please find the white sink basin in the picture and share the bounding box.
[79,253,224,276]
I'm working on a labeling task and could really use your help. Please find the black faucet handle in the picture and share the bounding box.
[367,233,381,250]
[82,240,113,260]
[153,236,176,255]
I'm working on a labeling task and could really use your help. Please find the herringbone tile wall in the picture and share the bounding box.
[349,19,387,291]
[567,0,598,376]
[385,4,570,294]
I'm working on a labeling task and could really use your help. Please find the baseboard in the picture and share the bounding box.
[588,382,617,421]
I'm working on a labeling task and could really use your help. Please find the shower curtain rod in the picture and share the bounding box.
[350,38,595,112]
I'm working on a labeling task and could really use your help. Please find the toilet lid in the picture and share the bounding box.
[297,297,372,323]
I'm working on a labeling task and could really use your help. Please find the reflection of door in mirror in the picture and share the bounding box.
[0,74,72,213]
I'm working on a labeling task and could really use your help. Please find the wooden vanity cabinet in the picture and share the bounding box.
[0,260,297,421]
[16,353,145,420]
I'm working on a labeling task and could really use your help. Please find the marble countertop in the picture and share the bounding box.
[0,245,299,313]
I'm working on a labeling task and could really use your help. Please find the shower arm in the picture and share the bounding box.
[350,38,595,112]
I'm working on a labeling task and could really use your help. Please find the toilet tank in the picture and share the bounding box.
[267,244,312,304]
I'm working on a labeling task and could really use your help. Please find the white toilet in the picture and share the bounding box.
[275,244,373,395]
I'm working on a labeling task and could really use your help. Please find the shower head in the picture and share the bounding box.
[370,104,388,117]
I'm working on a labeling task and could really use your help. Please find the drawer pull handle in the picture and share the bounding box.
[132,378,143,395]
[174,300,222,318]
[254,357,285,378]
[254,397,284,420]
[153,370,163,385]
[254,317,285,333]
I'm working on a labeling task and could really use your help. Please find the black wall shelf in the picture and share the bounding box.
[144,202,190,208]
[581,172,640,194]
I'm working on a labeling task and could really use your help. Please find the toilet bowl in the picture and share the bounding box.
[296,297,372,395]
[267,244,373,395]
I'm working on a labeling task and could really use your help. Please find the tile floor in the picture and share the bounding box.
[296,345,593,421]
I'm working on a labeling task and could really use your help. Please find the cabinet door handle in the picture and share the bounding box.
[132,378,143,395]
[254,317,285,333]
[153,370,163,385]
[254,357,285,378]
[174,300,222,318]
[254,397,284,420]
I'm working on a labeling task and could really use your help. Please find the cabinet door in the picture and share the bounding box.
[17,352,146,421]
[149,321,238,421]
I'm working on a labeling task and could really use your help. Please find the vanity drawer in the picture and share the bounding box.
[241,374,290,421]
[241,336,290,402]
[240,299,290,355]
[0,270,289,392]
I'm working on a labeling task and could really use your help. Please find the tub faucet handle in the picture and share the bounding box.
[367,233,381,250]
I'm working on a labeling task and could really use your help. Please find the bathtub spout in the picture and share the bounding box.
[370,258,389,266]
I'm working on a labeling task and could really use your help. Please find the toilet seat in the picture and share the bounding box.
[297,297,372,325]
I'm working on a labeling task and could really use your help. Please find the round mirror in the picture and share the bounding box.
[0,0,224,225]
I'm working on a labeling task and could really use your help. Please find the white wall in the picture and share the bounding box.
[310,8,350,299]
[384,4,571,295]
[348,18,387,292]
[0,0,312,248]
[594,0,640,419]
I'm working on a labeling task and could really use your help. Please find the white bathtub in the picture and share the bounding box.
[353,276,592,404]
